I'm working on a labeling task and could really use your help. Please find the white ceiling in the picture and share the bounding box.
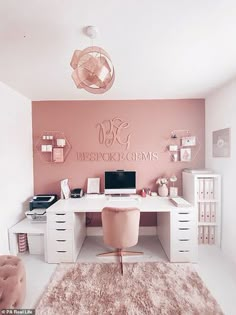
[1,0,236,101]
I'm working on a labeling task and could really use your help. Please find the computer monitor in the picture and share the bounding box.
[104,170,136,195]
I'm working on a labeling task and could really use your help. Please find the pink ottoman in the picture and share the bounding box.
[0,255,26,309]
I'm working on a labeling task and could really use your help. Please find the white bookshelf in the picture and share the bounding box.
[182,171,221,247]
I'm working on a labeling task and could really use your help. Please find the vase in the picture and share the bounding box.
[158,184,168,197]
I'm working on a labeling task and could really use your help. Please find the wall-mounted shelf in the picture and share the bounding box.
[167,129,200,162]
[35,131,71,163]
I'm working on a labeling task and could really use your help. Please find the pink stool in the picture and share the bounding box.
[0,255,26,309]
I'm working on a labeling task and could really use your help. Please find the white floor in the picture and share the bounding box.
[20,236,236,315]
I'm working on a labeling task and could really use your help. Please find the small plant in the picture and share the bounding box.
[169,175,177,186]
[156,177,168,186]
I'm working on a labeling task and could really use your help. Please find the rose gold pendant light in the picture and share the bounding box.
[70,26,115,94]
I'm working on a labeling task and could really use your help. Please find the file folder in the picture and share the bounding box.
[210,203,216,222]
[209,179,214,199]
[198,179,204,200]
[198,226,203,244]
[204,179,211,200]
[205,203,210,222]
[199,203,205,222]
[203,226,209,244]
[209,226,215,245]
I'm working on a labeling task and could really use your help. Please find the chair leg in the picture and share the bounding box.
[121,250,144,256]
[118,249,123,275]
[97,250,119,257]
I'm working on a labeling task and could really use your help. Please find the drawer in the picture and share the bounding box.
[175,220,195,229]
[47,229,73,241]
[47,220,73,229]
[174,239,193,250]
[48,250,73,263]
[48,238,73,252]
[173,211,195,221]
[171,249,196,263]
[173,227,193,240]
[47,212,73,223]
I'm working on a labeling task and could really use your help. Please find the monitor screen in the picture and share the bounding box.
[104,171,136,195]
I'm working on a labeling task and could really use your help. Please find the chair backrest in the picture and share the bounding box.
[101,207,140,249]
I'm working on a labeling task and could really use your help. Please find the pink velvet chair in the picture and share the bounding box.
[97,207,143,274]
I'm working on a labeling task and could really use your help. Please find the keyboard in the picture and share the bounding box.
[85,194,105,199]
[108,195,140,201]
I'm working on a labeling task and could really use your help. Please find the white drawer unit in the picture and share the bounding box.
[47,211,86,263]
[170,207,197,262]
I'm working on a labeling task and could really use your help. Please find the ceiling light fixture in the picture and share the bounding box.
[70,26,115,94]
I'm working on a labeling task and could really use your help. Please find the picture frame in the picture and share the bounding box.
[87,178,100,194]
[53,147,64,162]
[181,136,196,147]
[212,128,230,157]
[180,148,191,162]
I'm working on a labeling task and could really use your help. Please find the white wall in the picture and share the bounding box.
[205,79,236,264]
[0,82,33,254]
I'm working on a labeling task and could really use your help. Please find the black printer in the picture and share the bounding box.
[29,194,58,210]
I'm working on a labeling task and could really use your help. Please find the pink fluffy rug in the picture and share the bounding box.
[36,262,223,315]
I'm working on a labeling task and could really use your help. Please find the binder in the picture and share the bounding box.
[196,179,199,198]
[205,203,210,222]
[204,179,210,200]
[198,226,204,244]
[198,179,204,200]
[209,226,215,245]
[203,226,209,244]
[210,203,216,222]
[199,203,205,222]
[209,179,214,199]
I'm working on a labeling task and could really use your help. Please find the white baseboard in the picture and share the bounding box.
[86,226,157,236]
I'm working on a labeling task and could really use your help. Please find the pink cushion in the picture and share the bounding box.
[102,207,140,249]
[0,255,26,309]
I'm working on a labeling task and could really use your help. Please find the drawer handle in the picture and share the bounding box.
[178,212,190,215]
[56,213,66,216]
[57,250,67,253]
[179,220,190,223]
[56,229,66,231]
[56,240,66,242]
[56,221,66,223]
[179,228,190,230]
[179,239,190,241]
[179,250,190,253]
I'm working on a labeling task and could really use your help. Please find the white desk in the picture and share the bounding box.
[46,196,198,263]
[9,218,47,260]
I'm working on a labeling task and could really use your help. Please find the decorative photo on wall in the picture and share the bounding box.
[180,148,191,162]
[213,128,230,157]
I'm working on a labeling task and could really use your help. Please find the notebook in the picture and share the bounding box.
[170,197,191,207]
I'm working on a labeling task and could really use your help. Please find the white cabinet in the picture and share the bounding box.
[182,171,221,247]
[158,206,197,263]
[47,212,86,263]
[171,207,197,262]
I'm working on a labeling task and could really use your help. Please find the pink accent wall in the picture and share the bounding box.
[32,99,205,226]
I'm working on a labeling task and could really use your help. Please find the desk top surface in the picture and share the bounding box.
[46,195,192,213]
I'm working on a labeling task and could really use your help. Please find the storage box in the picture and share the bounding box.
[27,234,44,255]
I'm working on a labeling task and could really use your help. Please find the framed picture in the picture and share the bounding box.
[180,148,191,162]
[53,147,64,162]
[87,178,100,194]
[213,128,230,157]
[181,136,196,147]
